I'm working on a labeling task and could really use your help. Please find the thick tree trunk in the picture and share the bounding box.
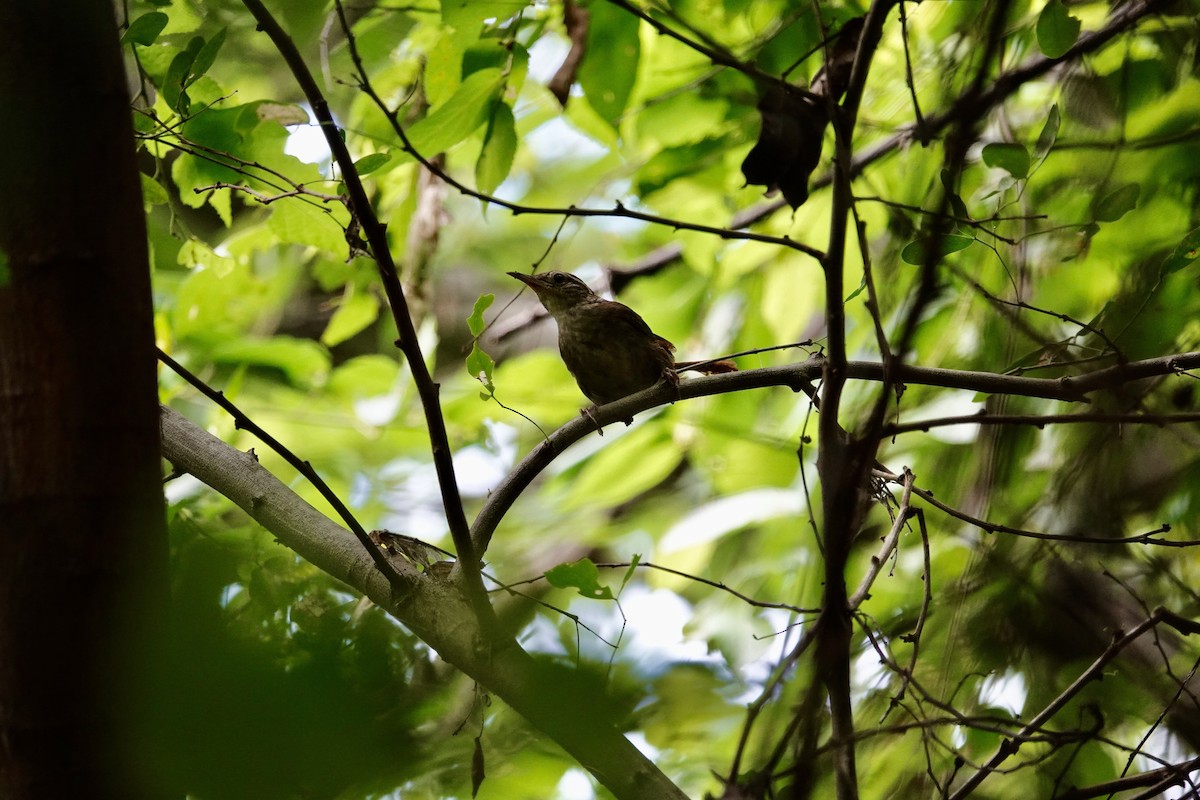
[0,4,167,798]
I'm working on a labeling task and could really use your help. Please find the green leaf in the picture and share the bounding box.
[1034,104,1061,160]
[940,169,971,224]
[1036,0,1081,59]
[475,102,517,195]
[267,199,348,254]
[254,103,310,127]
[981,143,1030,179]
[901,234,974,265]
[565,427,683,509]
[190,28,227,82]
[619,554,641,594]
[321,291,380,346]
[466,293,495,336]
[578,0,640,125]
[440,0,520,44]
[122,12,169,46]
[466,344,495,395]
[140,173,170,206]
[845,274,867,303]
[545,558,614,600]
[1093,183,1139,222]
[465,291,496,394]
[405,68,505,156]
[353,152,392,177]
[1161,227,1200,275]
[210,337,331,387]
[163,49,196,112]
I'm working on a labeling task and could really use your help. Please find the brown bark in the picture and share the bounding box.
[0,4,167,798]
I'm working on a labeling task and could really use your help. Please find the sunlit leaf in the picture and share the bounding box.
[466,344,495,395]
[475,102,516,195]
[353,152,392,177]
[577,0,640,125]
[440,0,521,44]
[321,291,379,346]
[545,558,614,600]
[466,293,495,336]
[267,199,348,254]
[256,103,310,127]
[405,68,505,157]
[619,554,641,594]
[210,337,331,386]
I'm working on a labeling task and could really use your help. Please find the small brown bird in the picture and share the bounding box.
[508,271,736,409]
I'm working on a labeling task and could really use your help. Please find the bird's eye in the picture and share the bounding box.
[551,273,567,285]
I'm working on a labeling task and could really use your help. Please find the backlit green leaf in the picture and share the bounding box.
[466,344,495,395]
[578,0,640,125]
[475,102,516,195]
[353,152,393,177]
[440,0,521,44]
[321,291,379,347]
[210,337,331,387]
[466,293,495,337]
[546,558,614,600]
[405,68,505,157]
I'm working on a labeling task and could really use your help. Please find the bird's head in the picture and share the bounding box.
[507,271,600,317]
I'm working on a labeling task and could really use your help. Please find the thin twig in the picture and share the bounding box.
[158,349,409,591]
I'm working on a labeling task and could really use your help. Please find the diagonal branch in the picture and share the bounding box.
[159,405,689,800]
[239,0,494,629]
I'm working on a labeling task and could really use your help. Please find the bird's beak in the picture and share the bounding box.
[507,271,538,288]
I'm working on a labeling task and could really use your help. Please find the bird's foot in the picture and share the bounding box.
[663,369,682,403]
[581,406,605,436]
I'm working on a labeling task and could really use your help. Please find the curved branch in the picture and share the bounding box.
[471,351,1200,556]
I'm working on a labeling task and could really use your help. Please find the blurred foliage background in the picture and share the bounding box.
[133,0,1200,796]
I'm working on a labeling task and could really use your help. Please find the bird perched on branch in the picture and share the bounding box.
[507,271,737,413]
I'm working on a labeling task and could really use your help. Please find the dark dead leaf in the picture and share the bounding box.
[548,0,589,106]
